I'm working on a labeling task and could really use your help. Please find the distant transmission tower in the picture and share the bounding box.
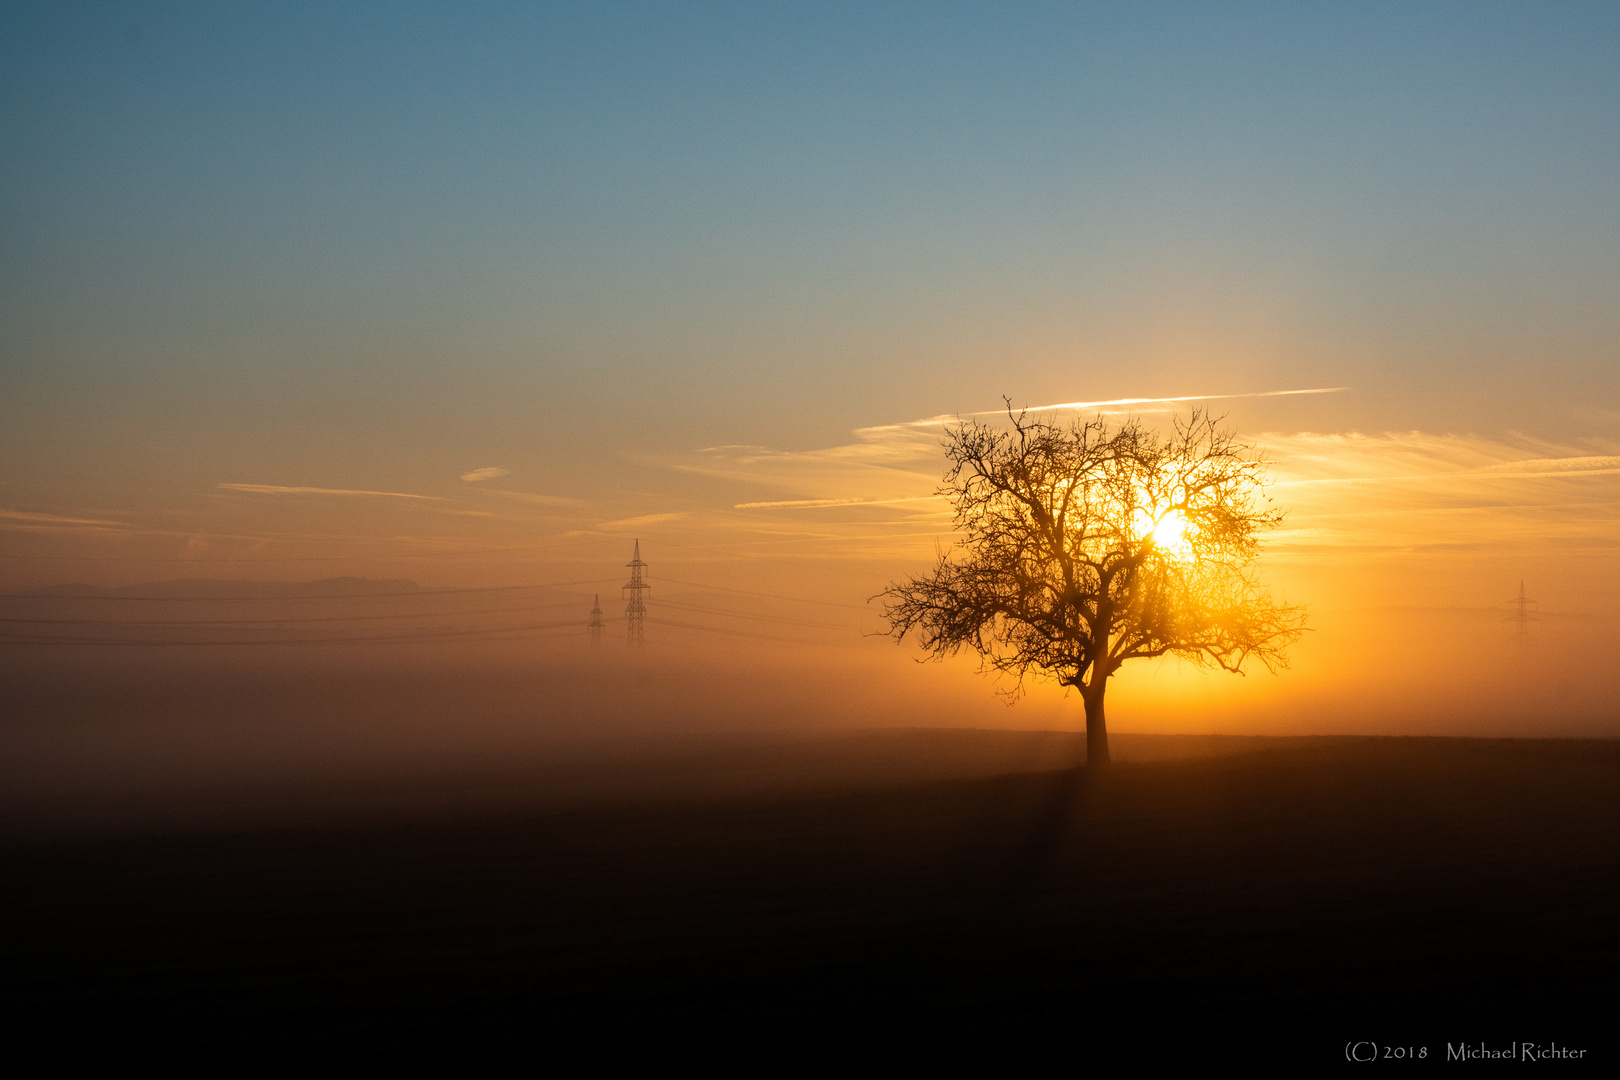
[1505,579,1539,643]
[588,593,604,646]
[623,539,649,646]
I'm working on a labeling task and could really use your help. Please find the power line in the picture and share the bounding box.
[655,574,871,610]
[655,598,853,632]
[0,578,619,603]
[0,599,603,629]
[0,536,632,563]
[645,616,832,648]
[0,618,590,648]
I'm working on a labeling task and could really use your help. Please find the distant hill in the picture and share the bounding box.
[25,577,423,600]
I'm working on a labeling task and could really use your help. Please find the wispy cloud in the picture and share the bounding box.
[217,484,442,500]
[1009,386,1346,416]
[1475,455,1620,477]
[684,389,1344,513]
[0,509,135,530]
[861,387,1349,433]
[1255,431,1620,554]
[675,429,942,505]
[669,398,1618,570]
[1259,432,1620,487]
[476,489,581,506]
[734,496,944,510]
[650,392,1345,560]
[601,512,688,529]
[459,466,511,482]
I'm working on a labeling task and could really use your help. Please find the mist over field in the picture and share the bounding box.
[3,564,1614,827]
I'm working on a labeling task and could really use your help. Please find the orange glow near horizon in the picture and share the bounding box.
[3,394,1617,743]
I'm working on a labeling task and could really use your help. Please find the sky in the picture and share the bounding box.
[3,2,1619,761]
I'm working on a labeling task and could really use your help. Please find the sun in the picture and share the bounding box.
[1127,499,1195,558]
[1149,510,1193,556]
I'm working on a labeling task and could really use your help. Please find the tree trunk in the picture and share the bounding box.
[1084,684,1110,768]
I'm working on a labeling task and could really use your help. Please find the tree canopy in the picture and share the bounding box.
[880,408,1306,766]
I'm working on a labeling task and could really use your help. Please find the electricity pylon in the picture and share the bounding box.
[588,593,604,646]
[1505,579,1539,643]
[623,539,649,646]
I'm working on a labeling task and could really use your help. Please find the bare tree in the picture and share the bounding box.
[880,407,1306,767]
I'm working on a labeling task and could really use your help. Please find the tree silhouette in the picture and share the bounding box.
[880,407,1306,767]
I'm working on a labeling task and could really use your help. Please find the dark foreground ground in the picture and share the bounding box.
[3,733,1616,1066]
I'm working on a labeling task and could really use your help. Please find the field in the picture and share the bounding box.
[3,731,1615,1065]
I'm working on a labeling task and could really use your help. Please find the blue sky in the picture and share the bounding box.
[6,3,1617,446]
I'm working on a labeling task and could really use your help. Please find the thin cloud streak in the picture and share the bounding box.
[862,387,1349,432]
[982,385,1349,418]
[217,484,443,500]
[459,467,511,482]
[699,389,1345,518]
[1259,432,1620,485]
[476,489,581,506]
[681,406,1618,571]
[734,496,944,510]
[601,512,689,529]
[674,391,1357,564]
[1256,430,1620,557]
[1276,468,1620,487]
[1,510,133,528]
